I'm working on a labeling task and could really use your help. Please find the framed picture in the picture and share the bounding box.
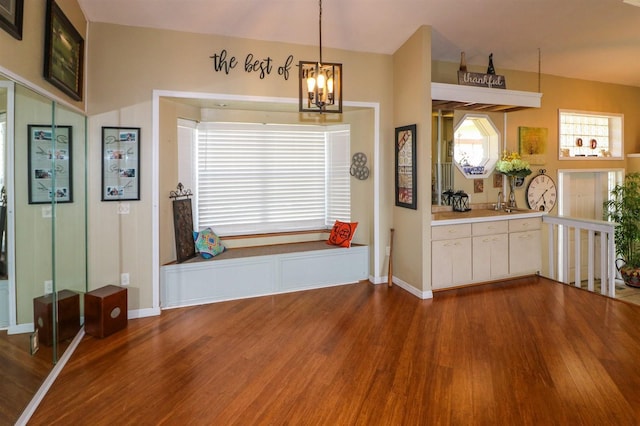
[43,0,84,101]
[102,127,140,201]
[0,0,23,40]
[518,126,547,165]
[395,124,417,210]
[474,179,484,194]
[493,172,504,188]
[27,124,73,204]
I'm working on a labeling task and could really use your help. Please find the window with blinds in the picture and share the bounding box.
[193,122,351,235]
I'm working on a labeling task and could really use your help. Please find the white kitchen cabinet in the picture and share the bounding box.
[431,214,543,290]
[472,221,509,281]
[508,218,542,275]
[432,224,472,289]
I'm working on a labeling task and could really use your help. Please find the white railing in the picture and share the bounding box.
[543,215,617,297]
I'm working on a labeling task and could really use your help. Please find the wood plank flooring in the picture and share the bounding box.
[24,277,640,425]
[0,331,69,425]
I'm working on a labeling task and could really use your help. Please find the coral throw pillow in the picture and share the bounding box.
[327,220,358,248]
[193,228,226,259]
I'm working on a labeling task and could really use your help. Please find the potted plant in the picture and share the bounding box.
[495,151,531,208]
[604,172,640,287]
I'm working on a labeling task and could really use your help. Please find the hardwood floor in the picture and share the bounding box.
[0,331,70,425]
[23,276,640,425]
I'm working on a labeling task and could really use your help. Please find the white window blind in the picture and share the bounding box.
[195,122,350,235]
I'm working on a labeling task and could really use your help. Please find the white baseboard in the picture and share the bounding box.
[15,328,85,426]
[390,276,433,299]
[127,307,161,319]
[8,323,34,335]
[369,274,386,285]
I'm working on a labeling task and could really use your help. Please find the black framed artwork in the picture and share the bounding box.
[0,0,24,40]
[395,124,417,210]
[101,127,141,201]
[43,0,84,101]
[27,124,73,204]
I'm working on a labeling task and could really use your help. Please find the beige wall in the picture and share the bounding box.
[87,23,395,310]
[0,0,85,111]
[392,26,432,293]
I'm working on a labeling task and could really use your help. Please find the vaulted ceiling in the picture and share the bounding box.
[77,0,640,88]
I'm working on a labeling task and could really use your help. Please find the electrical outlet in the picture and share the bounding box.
[118,203,130,215]
[44,280,53,294]
[385,246,390,256]
[120,273,130,286]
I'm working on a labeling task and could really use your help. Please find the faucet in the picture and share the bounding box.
[496,191,503,210]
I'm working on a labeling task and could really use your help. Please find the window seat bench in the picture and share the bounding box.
[160,241,369,309]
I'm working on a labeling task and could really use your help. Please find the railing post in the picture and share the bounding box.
[548,223,556,280]
[574,228,581,288]
[562,225,570,283]
[607,231,616,297]
[542,215,618,297]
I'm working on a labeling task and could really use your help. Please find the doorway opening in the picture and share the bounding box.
[557,168,624,283]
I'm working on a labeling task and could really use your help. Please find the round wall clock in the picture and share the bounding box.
[526,171,557,212]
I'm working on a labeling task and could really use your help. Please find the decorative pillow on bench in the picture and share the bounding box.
[327,220,358,248]
[193,228,226,258]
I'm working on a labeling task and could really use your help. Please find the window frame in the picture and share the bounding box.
[182,121,351,236]
[558,109,624,160]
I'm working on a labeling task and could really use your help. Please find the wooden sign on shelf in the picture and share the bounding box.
[458,71,506,89]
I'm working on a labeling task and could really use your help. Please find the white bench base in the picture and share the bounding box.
[160,243,369,309]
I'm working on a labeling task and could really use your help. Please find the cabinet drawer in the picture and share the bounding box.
[509,217,542,232]
[472,220,508,236]
[432,224,472,240]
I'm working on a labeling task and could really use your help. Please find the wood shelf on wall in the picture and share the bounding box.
[432,82,542,113]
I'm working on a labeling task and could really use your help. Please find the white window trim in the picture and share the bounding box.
[558,109,624,160]
[189,121,351,236]
[154,91,383,309]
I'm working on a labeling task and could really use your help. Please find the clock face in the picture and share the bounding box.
[526,174,557,212]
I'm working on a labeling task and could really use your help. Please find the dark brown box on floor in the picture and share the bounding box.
[84,285,128,338]
[33,290,81,346]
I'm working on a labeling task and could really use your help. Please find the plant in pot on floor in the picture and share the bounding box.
[604,172,640,287]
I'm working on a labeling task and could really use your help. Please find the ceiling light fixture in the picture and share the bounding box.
[299,0,342,113]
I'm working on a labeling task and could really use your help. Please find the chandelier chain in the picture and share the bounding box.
[318,0,323,65]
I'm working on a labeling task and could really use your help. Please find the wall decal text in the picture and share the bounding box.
[210,49,295,81]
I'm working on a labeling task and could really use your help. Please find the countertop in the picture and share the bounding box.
[432,207,546,226]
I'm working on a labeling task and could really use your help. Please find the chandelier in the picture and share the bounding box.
[299,0,342,113]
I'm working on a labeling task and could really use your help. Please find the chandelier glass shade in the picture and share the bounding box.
[299,0,342,113]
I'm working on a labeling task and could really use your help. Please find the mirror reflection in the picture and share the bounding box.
[453,113,499,178]
[431,110,454,205]
[432,110,503,207]
[0,72,87,423]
